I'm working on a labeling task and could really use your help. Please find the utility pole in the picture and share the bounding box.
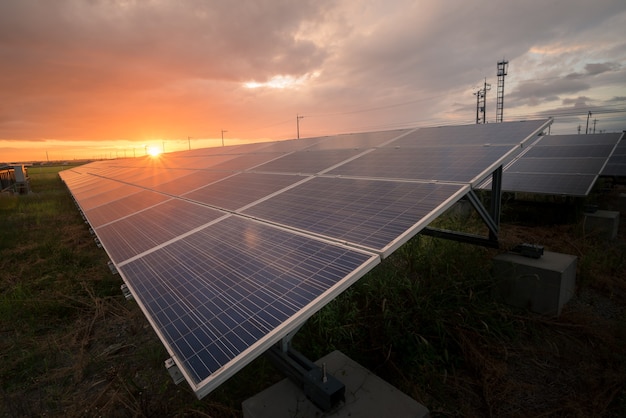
[221,130,227,146]
[593,119,597,134]
[473,79,491,124]
[188,136,191,151]
[496,60,508,123]
[585,111,592,134]
[578,125,581,134]
[297,114,304,138]
[162,141,166,153]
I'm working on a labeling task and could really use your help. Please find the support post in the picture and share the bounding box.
[265,333,345,412]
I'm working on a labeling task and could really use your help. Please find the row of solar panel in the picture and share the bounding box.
[494,132,625,196]
[59,119,552,398]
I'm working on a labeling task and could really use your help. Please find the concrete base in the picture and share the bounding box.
[584,210,619,240]
[493,251,577,316]
[242,350,430,418]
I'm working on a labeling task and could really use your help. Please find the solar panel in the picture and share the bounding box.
[59,118,551,399]
[183,172,305,211]
[252,148,366,174]
[501,172,598,196]
[327,145,514,183]
[387,120,548,147]
[306,129,411,150]
[602,134,626,177]
[118,215,379,397]
[522,143,616,159]
[242,177,468,256]
[96,199,226,263]
[84,190,171,228]
[509,157,607,175]
[492,133,623,196]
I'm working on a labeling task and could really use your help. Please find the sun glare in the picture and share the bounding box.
[147,146,162,157]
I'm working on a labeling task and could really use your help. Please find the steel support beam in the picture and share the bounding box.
[422,166,503,248]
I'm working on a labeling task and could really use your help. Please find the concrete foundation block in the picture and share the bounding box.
[493,251,577,316]
[584,210,619,240]
[242,350,430,418]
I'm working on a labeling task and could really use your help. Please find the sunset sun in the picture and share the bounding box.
[147,146,162,157]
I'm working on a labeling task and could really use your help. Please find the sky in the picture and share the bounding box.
[1,0,625,162]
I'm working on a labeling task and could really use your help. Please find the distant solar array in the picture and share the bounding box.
[60,120,550,398]
[486,132,624,196]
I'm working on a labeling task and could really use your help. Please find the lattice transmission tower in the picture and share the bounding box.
[496,60,508,123]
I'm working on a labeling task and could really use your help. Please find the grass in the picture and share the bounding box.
[1,166,625,417]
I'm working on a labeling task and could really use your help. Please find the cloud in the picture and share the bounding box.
[584,62,621,75]
[0,0,624,148]
[508,78,590,107]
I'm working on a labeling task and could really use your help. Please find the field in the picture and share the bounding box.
[1,165,625,417]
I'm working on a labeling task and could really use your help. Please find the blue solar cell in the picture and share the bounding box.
[243,176,465,253]
[119,216,378,386]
